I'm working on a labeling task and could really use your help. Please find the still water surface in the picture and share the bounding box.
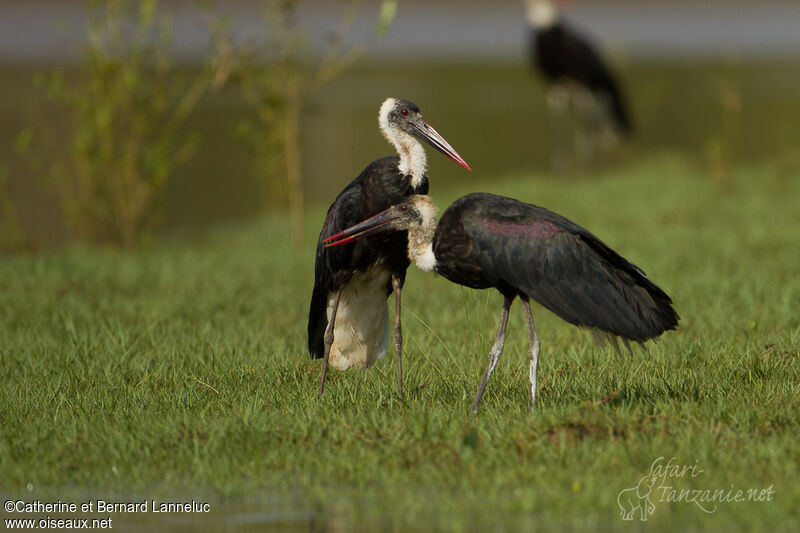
[2,58,800,241]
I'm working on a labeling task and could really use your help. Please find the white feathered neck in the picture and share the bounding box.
[379,98,427,189]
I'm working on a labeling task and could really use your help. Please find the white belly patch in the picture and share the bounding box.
[327,266,391,370]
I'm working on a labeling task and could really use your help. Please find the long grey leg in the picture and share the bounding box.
[521,298,540,409]
[317,290,341,398]
[471,295,513,414]
[392,275,403,399]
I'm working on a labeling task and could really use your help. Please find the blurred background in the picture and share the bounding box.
[1,0,799,248]
[3,4,799,530]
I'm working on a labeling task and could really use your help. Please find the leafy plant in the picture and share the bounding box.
[210,0,397,249]
[18,0,210,246]
[0,166,23,250]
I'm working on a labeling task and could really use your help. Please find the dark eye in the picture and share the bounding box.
[400,108,408,116]
[400,205,408,212]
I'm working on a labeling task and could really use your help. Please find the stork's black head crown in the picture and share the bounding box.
[525,0,558,29]
[384,99,421,129]
[379,98,423,137]
[388,196,438,231]
[381,201,425,231]
[378,97,471,173]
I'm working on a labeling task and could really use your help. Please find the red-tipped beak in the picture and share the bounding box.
[323,209,397,248]
[413,121,471,171]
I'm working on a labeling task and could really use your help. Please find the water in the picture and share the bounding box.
[2,1,800,239]
[3,1,800,63]
[162,57,800,230]
[3,57,800,241]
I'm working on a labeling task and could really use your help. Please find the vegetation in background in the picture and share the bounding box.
[17,0,210,246]
[1,160,798,531]
[210,0,397,249]
[703,60,744,188]
[0,166,23,249]
[5,56,799,245]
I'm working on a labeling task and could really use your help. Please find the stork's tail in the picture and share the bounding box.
[594,274,679,349]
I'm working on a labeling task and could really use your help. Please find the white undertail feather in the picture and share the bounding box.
[379,97,427,188]
[327,267,391,370]
[407,196,439,273]
[525,0,558,29]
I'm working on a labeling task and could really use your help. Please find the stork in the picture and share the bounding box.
[526,0,633,161]
[309,98,471,399]
[324,193,679,412]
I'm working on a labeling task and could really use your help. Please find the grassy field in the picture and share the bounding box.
[1,156,799,531]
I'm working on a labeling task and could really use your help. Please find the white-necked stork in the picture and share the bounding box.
[324,193,679,412]
[309,98,471,398]
[526,0,633,145]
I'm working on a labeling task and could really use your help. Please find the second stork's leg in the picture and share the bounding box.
[318,290,341,398]
[392,275,404,399]
[471,296,514,414]
[547,85,572,171]
[520,297,541,409]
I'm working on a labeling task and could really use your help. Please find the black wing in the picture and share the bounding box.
[533,24,633,133]
[307,180,364,359]
[307,156,428,358]
[461,194,677,342]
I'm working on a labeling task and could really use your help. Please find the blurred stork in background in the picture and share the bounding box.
[525,0,633,168]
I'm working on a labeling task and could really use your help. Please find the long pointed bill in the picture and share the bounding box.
[412,121,472,171]
[323,209,397,248]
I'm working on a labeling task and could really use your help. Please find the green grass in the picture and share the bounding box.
[1,156,799,531]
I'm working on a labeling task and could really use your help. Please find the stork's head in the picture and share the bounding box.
[525,0,559,29]
[323,195,438,248]
[378,98,471,176]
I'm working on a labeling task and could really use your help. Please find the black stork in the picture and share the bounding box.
[309,98,471,399]
[526,0,633,150]
[324,193,679,412]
